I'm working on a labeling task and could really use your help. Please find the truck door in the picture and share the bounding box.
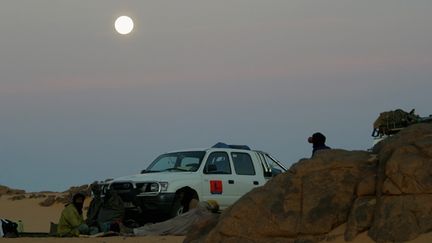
[230,152,266,195]
[201,151,237,208]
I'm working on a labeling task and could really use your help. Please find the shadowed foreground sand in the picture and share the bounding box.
[0,194,184,243]
[0,236,184,243]
[1,193,432,243]
[0,193,65,232]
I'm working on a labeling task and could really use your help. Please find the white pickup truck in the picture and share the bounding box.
[103,143,287,223]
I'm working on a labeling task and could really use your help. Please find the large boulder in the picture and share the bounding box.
[344,197,376,241]
[369,195,432,242]
[183,214,220,243]
[186,123,432,243]
[369,123,432,242]
[187,150,377,243]
[381,135,432,194]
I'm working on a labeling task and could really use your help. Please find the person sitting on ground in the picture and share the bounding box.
[308,132,331,157]
[96,189,125,233]
[85,182,104,234]
[57,192,89,237]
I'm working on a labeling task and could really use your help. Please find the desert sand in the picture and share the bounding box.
[0,237,184,243]
[0,194,184,243]
[2,193,432,242]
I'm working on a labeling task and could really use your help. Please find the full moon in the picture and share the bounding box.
[114,16,134,35]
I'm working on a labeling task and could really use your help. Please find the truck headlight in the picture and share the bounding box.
[159,182,168,192]
[149,183,159,192]
[138,182,169,194]
[149,182,168,192]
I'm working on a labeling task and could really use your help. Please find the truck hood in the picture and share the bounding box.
[111,171,197,183]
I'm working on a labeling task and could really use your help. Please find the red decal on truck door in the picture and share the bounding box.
[210,180,223,194]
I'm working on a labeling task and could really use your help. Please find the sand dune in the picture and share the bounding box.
[0,193,64,232]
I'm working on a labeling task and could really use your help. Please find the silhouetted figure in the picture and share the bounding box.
[85,184,125,234]
[96,189,125,233]
[308,132,331,157]
[86,183,103,234]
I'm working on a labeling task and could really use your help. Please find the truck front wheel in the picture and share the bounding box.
[170,187,198,218]
[169,197,184,218]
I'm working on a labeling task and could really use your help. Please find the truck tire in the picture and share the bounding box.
[169,197,184,218]
[170,187,198,218]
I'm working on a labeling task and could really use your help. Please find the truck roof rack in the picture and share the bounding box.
[212,142,251,150]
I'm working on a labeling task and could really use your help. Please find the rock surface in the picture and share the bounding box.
[39,195,57,207]
[369,123,432,242]
[9,194,27,201]
[1,184,91,207]
[185,123,432,243]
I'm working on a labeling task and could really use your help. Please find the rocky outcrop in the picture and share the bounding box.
[54,184,91,205]
[35,184,91,207]
[9,194,26,201]
[369,123,432,242]
[39,195,57,207]
[186,150,377,243]
[185,123,432,243]
[29,193,47,199]
[184,214,220,243]
[0,185,26,196]
[62,184,91,197]
[0,184,91,207]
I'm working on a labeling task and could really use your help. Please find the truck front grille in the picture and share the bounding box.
[111,182,134,191]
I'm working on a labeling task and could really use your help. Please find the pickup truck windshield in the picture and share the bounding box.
[146,151,206,172]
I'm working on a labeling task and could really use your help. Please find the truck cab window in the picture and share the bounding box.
[232,152,256,175]
[204,152,231,174]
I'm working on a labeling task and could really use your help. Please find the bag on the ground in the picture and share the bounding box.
[49,222,58,236]
[0,219,19,238]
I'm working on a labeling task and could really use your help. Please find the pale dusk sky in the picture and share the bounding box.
[1,1,431,191]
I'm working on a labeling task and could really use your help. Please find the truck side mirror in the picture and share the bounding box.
[140,169,146,174]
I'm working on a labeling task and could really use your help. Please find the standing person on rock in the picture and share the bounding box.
[308,132,331,156]
[57,192,90,237]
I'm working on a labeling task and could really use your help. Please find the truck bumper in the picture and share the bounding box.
[120,192,177,223]
[135,193,176,211]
